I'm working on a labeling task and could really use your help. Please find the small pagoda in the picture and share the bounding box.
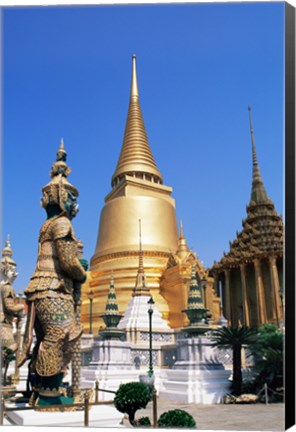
[182,265,209,336]
[99,273,124,340]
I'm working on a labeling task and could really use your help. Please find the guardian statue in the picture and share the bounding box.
[0,236,24,385]
[18,140,87,408]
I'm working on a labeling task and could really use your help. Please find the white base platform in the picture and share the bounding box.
[81,367,147,401]
[159,368,231,404]
[5,404,124,427]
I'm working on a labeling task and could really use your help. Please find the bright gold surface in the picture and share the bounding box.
[112,55,162,185]
[80,55,220,332]
[92,185,178,260]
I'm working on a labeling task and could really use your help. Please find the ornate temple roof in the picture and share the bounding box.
[212,108,283,271]
[111,55,163,187]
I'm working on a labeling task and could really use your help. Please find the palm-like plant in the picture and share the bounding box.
[249,324,284,391]
[210,326,257,396]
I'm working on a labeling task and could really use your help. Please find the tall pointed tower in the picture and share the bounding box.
[212,107,283,328]
[81,55,179,333]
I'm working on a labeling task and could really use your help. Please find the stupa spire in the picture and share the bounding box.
[133,219,149,296]
[248,106,268,204]
[131,54,139,97]
[112,54,163,187]
[180,219,185,239]
[176,219,190,259]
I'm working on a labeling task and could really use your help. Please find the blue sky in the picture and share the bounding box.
[2,2,284,293]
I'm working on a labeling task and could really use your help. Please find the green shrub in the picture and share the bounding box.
[114,382,152,426]
[135,416,151,427]
[157,409,196,428]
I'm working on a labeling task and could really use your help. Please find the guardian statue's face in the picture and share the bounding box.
[64,191,79,220]
[0,263,18,283]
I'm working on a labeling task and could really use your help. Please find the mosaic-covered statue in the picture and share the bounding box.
[18,140,88,407]
[0,236,24,385]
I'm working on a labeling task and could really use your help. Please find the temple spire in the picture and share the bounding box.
[112,55,163,187]
[180,219,185,239]
[248,106,268,204]
[176,219,190,260]
[131,54,139,98]
[133,219,149,296]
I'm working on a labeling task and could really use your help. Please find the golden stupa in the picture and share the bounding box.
[81,55,220,333]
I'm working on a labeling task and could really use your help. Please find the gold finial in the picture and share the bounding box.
[180,219,185,239]
[5,234,11,248]
[176,219,189,260]
[131,54,139,98]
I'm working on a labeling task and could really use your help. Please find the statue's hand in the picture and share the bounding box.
[16,304,24,314]
[79,258,88,271]
[17,351,27,368]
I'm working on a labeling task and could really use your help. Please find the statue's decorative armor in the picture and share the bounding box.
[0,236,24,385]
[23,215,86,377]
[18,140,87,407]
[0,283,22,352]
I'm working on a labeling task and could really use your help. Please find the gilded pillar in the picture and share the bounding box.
[224,269,232,326]
[214,273,219,296]
[268,256,282,325]
[239,264,250,326]
[254,258,266,326]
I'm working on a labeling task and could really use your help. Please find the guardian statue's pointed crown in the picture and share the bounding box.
[41,139,79,211]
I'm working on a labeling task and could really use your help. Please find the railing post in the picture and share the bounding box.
[0,396,5,425]
[152,386,157,428]
[95,380,99,404]
[264,383,268,405]
[84,391,90,427]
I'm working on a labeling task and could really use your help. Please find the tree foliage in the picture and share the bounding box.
[210,326,257,396]
[114,382,152,426]
[249,324,284,391]
[157,409,196,428]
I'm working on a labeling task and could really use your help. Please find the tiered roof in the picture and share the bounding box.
[213,107,283,271]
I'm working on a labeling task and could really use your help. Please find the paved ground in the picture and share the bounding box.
[123,399,285,431]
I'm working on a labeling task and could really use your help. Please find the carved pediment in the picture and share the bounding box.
[166,254,179,269]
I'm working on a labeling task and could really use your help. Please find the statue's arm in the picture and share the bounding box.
[55,237,87,282]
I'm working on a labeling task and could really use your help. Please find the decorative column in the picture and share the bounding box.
[224,269,232,326]
[268,256,282,326]
[254,258,266,326]
[239,264,250,326]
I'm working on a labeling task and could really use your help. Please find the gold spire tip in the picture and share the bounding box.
[180,219,185,238]
[131,54,139,97]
